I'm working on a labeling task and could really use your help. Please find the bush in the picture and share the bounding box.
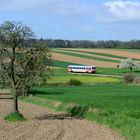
[123,73,135,84]
[67,105,88,118]
[66,79,82,86]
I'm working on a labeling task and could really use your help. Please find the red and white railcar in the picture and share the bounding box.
[68,65,96,73]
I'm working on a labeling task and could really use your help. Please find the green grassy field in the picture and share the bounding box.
[49,66,121,85]
[97,67,140,76]
[52,60,140,76]
[48,74,120,85]
[22,84,140,140]
[52,60,79,68]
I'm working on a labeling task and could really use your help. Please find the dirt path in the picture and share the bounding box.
[0,100,125,140]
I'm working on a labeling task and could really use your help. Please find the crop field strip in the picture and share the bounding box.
[53,49,122,63]
[62,48,140,62]
[116,49,140,53]
[56,48,127,59]
[59,48,140,60]
[48,74,120,85]
[52,52,118,68]
[52,50,119,63]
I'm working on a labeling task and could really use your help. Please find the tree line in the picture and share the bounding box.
[39,39,140,49]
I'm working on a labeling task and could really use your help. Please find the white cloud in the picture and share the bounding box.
[104,1,140,21]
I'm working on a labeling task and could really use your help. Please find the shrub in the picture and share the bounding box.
[66,79,82,86]
[67,105,88,118]
[123,73,135,84]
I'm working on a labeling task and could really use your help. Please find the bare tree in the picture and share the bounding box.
[0,21,52,113]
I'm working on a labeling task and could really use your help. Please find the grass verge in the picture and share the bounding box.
[4,112,26,122]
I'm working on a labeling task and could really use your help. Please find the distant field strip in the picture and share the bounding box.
[57,48,126,59]
[116,49,140,53]
[52,50,119,63]
[61,48,140,60]
[54,49,124,62]
[52,52,118,67]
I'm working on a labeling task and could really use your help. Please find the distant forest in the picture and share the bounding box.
[38,39,140,49]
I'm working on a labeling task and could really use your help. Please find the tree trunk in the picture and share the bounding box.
[13,95,19,113]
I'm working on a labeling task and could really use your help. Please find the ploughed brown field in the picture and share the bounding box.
[51,48,140,68]
[0,100,125,140]
[52,52,117,67]
[63,48,140,59]
[54,49,122,61]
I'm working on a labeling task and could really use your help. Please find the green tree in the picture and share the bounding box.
[0,21,52,113]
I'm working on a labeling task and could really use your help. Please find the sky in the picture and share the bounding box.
[0,0,140,41]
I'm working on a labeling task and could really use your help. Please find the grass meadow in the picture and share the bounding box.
[49,67,120,85]
[53,60,140,76]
